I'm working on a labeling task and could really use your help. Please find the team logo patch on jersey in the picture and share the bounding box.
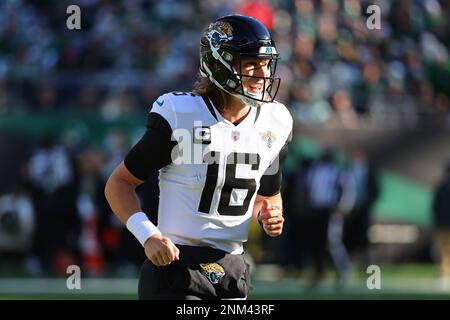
[200,263,225,284]
[260,131,277,148]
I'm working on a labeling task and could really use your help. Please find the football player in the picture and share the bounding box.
[105,14,293,300]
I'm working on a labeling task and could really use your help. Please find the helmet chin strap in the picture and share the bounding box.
[239,91,264,108]
[239,96,261,108]
[219,84,264,108]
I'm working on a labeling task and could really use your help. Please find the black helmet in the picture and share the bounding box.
[199,14,280,107]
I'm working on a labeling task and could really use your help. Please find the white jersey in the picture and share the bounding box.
[150,92,293,253]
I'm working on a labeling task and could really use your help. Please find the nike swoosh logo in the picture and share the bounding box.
[156,100,164,106]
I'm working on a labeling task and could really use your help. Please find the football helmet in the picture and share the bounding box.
[199,14,280,107]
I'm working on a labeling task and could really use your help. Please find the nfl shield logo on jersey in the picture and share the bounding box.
[259,131,276,148]
[231,130,240,141]
[200,263,225,284]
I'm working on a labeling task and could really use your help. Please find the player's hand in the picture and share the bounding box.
[258,199,284,237]
[144,234,180,266]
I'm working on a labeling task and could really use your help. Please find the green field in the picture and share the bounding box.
[0,264,449,300]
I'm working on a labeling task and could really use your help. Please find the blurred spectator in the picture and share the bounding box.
[303,148,347,285]
[327,159,356,287]
[237,0,275,31]
[24,136,81,275]
[329,89,359,128]
[76,86,102,112]
[101,88,139,121]
[101,128,130,179]
[35,83,59,111]
[435,92,450,127]
[284,147,354,284]
[343,147,380,265]
[352,61,384,115]
[283,156,314,269]
[432,158,450,289]
[0,187,35,254]
[291,81,332,124]
[0,0,447,127]
[77,149,106,276]
[0,80,28,114]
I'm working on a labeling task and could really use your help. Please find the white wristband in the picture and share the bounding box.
[126,212,161,247]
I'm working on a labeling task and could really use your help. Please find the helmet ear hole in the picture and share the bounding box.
[222,51,233,62]
[226,80,236,89]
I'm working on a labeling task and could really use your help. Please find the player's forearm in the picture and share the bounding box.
[104,174,142,225]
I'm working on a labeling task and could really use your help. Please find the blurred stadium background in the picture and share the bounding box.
[0,0,449,299]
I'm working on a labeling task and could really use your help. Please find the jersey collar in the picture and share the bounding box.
[201,95,259,128]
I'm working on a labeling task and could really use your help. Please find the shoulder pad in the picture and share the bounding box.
[166,92,199,114]
[149,93,177,130]
[149,92,202,130]
[266,101,293,128]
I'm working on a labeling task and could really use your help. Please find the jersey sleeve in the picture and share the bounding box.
[124,95,178,181]
[257,129,292,197]
[147,93,177,130]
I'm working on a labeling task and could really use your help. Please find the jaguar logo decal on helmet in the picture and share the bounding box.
[206,22,233,48]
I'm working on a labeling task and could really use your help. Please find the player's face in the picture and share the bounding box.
[238,58,271,96]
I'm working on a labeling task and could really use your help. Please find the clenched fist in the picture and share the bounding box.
[144,234,180,266]
[258,199,284,237]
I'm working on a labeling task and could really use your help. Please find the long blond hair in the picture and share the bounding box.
[192,74,230,112]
